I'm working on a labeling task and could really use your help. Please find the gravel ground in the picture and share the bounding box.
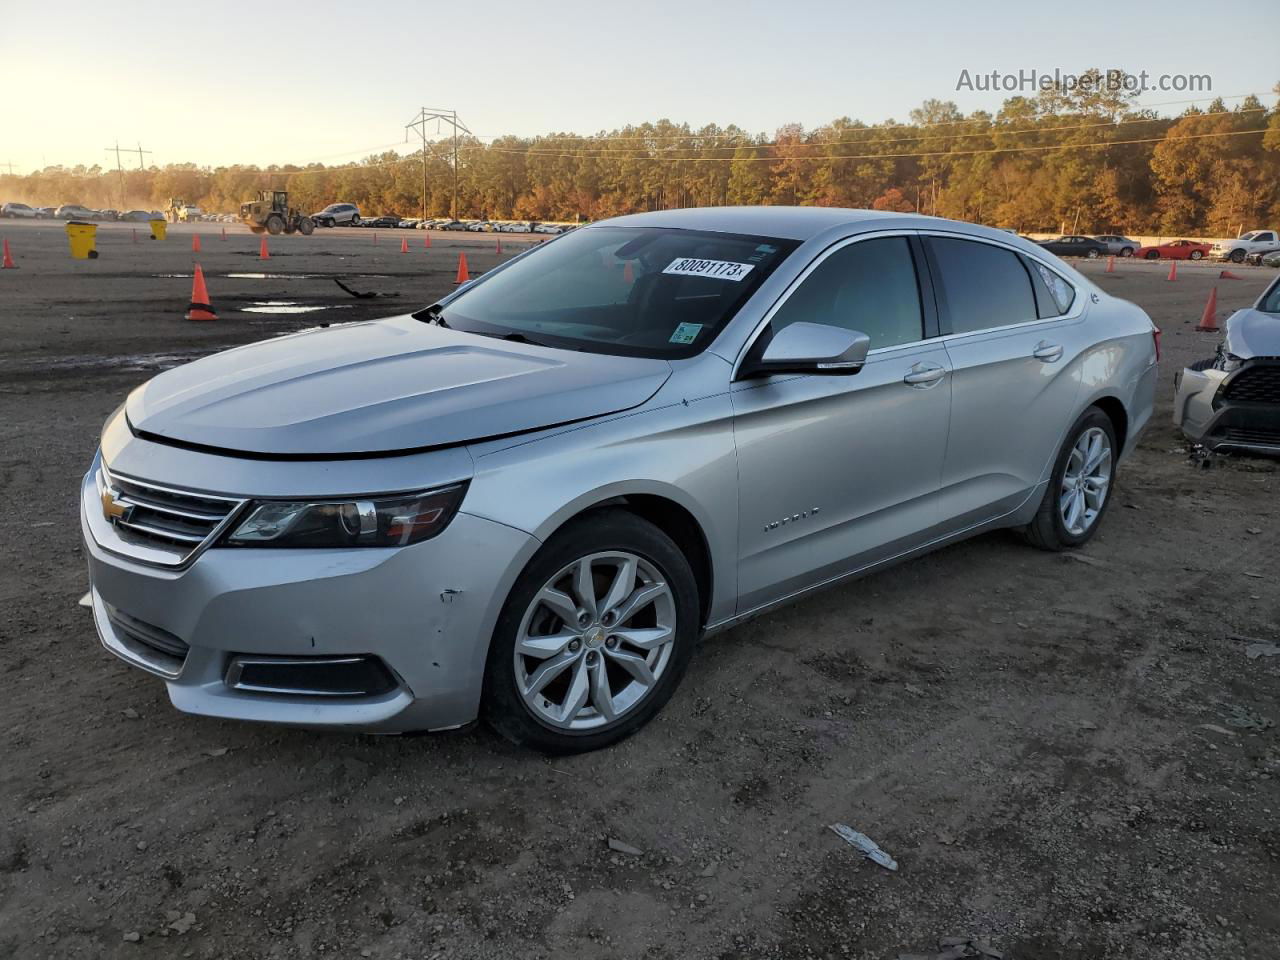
[1,220,1277,960]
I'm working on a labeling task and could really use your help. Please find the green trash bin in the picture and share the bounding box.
[66,221,98,259]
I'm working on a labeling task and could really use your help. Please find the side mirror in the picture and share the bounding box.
[740,322,871,379]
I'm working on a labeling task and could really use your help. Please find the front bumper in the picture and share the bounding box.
[1173,364,1280,455]
[81,466,539,733]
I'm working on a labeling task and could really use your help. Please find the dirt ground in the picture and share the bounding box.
[1,219,1277,960]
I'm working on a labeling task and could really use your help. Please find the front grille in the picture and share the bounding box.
[1222,364,1280,405]
[102,466,244,564]
[105,604,189,675]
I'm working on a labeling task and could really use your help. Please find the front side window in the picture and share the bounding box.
[434,226,798,358]
[929,237,1038,334]
[768,236,924,350]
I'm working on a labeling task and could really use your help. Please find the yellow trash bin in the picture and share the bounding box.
[149,218,167,241]
[66,221,98,259]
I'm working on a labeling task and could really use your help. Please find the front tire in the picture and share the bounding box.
[1023,408,1117,551]
[298,217,314,236]
[482,509,699,754]
[265,215,284,235]
[1145,250,1160,260]
[1190,250,1203,261]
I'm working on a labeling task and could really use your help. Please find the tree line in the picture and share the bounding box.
[4,75,1278,235]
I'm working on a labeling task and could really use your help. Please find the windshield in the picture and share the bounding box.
[1260,277,1280,314]
[1240,231,1260,241]
[431,225,798,358]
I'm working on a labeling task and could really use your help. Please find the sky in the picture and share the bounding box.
[2,0,1277,173]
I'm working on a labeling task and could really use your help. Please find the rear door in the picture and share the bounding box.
[731,233,952,612]
[924,234,1086,529]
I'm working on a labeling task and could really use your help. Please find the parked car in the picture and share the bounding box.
[1092,235,1138,257]
[312,203,361,227]
[1212,230,1279,264]
[119,210,154,222]
[1133,239,1212,261]
[1250,249,1280,268]
[439,219,468,231]
[466,220,493,232]
[81,208,1157,752]
[1036,236,1110,259]
[97,209,120,222]
[55,204,96,220]
[496,221,533,233]
[398,218,421,229]
[1174,273,1280,455]
[36,207,56,219]
[361,215,401,229]
[533,223,566,235]
[1,202,39,218]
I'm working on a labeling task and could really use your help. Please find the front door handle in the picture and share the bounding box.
[1033,341,1064,363]
[904,363,946,387]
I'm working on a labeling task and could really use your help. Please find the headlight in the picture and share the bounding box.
[223,483,467,549]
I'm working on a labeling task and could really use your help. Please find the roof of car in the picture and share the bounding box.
[598,206,973,241]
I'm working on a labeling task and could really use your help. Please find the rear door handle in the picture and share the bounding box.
[904,363,946,387]
[1033,341,1064,363]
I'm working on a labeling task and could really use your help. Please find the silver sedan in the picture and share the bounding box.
[81,207,1159,752]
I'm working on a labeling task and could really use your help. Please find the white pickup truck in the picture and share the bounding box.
[1210,229,1279,264]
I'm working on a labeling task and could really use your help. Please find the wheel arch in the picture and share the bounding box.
[528,486,717,629]
[1088,394,1130,454]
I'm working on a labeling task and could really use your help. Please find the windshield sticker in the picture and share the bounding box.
[662,258,755,281]
[669,322,704,344]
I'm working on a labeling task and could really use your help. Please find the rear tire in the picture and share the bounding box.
[350,215,361,227]
[482,509,700,754]
[1086,248,1100,259]
[1023,408,1117,551]
[1230,249,1245,264]
[1120,247,1134,257]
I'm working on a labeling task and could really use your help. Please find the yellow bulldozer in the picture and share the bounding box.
[239,190,314,235]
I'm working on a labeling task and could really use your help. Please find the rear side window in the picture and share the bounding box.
[1028,260,1076,316]
[769,236,924,349]
[929,237,1037,334]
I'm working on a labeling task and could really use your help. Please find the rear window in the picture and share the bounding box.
[928,237,1038,334]
[1028,260,1076,316]
[434,225,799,358]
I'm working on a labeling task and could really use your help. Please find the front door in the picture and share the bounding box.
[731,234,952,614]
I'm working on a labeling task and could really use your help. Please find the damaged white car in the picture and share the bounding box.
[1174,274,1280,455]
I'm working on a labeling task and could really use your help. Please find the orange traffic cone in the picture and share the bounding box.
[1166,260,1178,281]
[623,261,635,284]
[1219,269,1242,280]
[185,264,218,321]
[1105,255,1115,273]
[495,237,503,254]
[1196,287,1219,332]
[192,234,201,253]
[400,237,409,254]
[423,234,431,249]
[259,234,270,260]
[2,238,15,269]
[455,253,470,284]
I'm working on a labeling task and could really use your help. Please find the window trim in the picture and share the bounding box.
[731,230,937,380]
[920,231,1084,340]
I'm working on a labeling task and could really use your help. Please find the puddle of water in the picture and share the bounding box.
[0,350,208,374]
[242,302,354,315]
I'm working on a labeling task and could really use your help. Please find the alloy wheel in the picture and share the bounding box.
[514,551,676,731]
[1060,427,1112,536]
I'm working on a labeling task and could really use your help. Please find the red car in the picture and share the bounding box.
[1133,239,1212,261]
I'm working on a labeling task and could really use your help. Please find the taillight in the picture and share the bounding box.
[1152,326,1162,363]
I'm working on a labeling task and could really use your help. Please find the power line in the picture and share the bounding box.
[481,126,1267,164]
[494,107,1268,159]
[406,107,471,220]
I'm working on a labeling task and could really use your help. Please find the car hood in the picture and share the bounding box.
[126,315,672,457]
[1223,308,1280,360]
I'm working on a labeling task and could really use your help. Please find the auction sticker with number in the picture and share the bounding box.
[662,258,755,281]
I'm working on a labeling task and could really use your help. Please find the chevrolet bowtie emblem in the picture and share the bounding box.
[101,487,131,521]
